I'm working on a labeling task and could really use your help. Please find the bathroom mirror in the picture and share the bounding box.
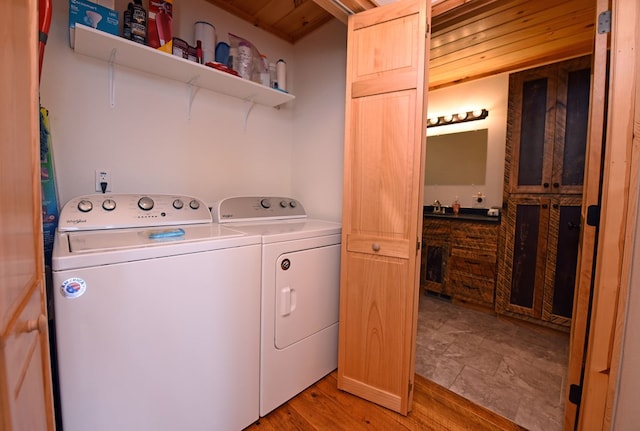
[425,129,488,185]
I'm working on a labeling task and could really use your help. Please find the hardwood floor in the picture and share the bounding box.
[244,371,526,430]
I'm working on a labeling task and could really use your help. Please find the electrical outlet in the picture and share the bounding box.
[95,170,111,192]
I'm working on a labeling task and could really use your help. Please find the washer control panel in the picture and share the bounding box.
[213,196,306,223]
[58,193,212,231]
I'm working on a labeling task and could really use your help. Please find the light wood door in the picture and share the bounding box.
[0,0,55,429]
[337,0,430,415]
[563,0,610,428]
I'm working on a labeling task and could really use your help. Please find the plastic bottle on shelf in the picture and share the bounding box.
[130,0,147,45]
[276,59,286,92]
[259,54,270,87]
[122,2,133,40]
[269,62,276,88]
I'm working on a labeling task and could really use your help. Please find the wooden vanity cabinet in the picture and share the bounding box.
[448,222,499,307]
[421,219,450,296]
[496,196,582,329]
[506,55,591,195]
[497,55,590,331]
[421,217,499,308]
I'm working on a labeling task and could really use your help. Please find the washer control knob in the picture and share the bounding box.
[102,199,116,211]
[77,199,93,213]
[260,199,271,209]
[280,200,288,208]
[173,199,184,209]
[289,200,297,208]
[138,196,154,211]
[189,200,200,210]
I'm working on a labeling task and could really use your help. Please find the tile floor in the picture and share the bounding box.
[415,293,570,431]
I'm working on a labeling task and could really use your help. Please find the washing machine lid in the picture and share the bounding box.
[67,223,246,253]
[226,219,341,244]
[52,224,258,271]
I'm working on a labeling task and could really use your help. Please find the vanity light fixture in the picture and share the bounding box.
[426,108,489,128]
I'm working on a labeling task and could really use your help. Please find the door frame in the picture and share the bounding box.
[573,0,640,428]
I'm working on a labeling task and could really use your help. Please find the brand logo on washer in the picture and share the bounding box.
[61,277,87,299]
[281,259,291,270]
[66,218,87,225]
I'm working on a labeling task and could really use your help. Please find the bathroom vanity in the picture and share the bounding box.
[421,209,500,309]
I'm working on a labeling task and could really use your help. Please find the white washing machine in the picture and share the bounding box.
[213,196,341,416]
[52,193,262,431]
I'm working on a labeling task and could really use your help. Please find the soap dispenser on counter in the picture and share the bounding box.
[452,196,460,215]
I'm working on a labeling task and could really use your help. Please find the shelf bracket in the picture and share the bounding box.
[186,76,200,120]
[108,48,117,108]
[243,100,256,131]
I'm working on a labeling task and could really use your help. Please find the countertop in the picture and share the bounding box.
[423,206,501,223]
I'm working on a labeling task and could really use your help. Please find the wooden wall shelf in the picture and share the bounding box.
[73,25,295,109]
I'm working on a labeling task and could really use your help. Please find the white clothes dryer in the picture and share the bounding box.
[213,196,341,416]
[52,194,262,431]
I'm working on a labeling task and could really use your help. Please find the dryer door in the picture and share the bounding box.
[274,244,340,349]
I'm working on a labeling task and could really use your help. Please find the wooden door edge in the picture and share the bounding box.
[577,0,640,428]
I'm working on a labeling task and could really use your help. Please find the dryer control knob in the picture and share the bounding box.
[260,199,271,209]
[138,196,154,211]
[102,199,116,211]
[189,200,200,210]
[77,199,93,213]
[280,200,288,208]
[173,199,184,209]
[289,200,297,208]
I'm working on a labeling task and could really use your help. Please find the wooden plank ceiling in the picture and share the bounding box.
[204,0,596,89]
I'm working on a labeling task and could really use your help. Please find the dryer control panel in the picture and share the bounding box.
[58,193,212,231]
[213,196,307,223]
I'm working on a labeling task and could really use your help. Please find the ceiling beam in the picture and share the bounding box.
[312,0,350,23]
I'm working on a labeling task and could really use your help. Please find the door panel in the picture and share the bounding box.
[1,0,55,428]
[338,0,429,415]
[339,252,410,411]
[346,90,417,245]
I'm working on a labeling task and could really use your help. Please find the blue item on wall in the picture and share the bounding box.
[40,106,59,267]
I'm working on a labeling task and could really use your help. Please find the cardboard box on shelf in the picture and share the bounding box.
[69,0,118,48]
[148,0,173,54]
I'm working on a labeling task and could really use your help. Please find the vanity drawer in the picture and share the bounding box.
[448,271,495,306]
[448,248,496,279]
[451,222,498,250]
[423,219,450,240]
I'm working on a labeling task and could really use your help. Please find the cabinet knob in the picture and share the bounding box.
[26,315,47,333]
[541,203,548,209]
[553,204,559,209]
[553,182,560,188]
[372,243,381,252]
[543,182,550,188]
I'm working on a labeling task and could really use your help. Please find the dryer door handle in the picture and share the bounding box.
[280,286,297,316]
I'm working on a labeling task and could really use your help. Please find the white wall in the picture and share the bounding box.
[424,74,509,209]
[291,20,347,222]
[41,0,300,209]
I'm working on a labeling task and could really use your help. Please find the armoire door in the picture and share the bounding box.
[0,0,55,429]
[337,0,430,415]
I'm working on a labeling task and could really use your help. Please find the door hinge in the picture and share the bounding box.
[408,380,413,395]
[569,384,582,405]
[586,205,600,227]
[598,10,611,34]
[417,238,421,251]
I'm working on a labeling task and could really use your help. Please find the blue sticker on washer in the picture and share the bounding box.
[61,277,87,299]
